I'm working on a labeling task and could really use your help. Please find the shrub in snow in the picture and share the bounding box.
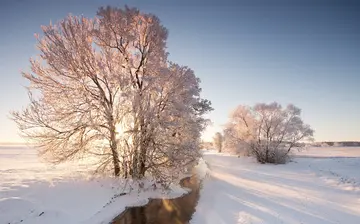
[250,143,290,164]
[224,102,314,164]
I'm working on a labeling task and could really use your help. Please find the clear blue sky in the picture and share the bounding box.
[0,0,359,142]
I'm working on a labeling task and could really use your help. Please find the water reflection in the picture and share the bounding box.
[111,176,200,224]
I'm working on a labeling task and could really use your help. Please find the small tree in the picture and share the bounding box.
[225,102,314,164]
[213,132,223,152]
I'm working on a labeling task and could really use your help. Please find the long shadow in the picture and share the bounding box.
[210,155,360,195]
[210,172,360,223]
[228,168,357,196]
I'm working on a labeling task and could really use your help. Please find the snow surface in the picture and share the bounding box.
[2,145,360,224]
[0,145,189,224]
[192,147,360,224]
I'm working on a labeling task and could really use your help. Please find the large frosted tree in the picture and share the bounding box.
[11,6,212,182]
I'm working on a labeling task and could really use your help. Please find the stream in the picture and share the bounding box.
[111,175,201,224]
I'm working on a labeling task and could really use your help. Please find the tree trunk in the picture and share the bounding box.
[109,117,120,176]
[139,146,146,176]
[265,149,269,162]
[132,150,138,178]
[138,118,147,177]
[110,135,121,176]
[123,160,128,178]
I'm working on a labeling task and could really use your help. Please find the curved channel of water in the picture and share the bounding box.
[111,175,201,224]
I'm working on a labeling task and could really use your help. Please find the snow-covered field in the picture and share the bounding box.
[0,145,188,224]
[2,146,360,224]
[192,147,360,224]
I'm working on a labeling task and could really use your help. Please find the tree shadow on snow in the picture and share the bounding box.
[196,153,360,224]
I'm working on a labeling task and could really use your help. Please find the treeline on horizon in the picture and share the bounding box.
[201,141,360,149]
[312,142,360,147]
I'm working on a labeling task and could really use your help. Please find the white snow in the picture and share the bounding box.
[194,157,210,180]
[3,145,360,224]
[192,147,360,224]
[0,145,188,224]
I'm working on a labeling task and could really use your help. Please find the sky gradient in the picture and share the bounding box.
[0,0,359,142]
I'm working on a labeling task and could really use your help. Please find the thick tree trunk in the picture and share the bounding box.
[137,116,147,178]
[132,150,138,178]
[139,145,147,176]
[109,114,120,176]
[123,162,128,178]
[110,129,121,176]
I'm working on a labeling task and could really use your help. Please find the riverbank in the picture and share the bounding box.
[0,146,201,224]
[110,157,209,223]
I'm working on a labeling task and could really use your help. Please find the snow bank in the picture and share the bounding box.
[194,157,210,180]
[0,146,189,224]
[85,180,189,224]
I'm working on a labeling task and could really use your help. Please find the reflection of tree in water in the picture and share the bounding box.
[112,176,200,224]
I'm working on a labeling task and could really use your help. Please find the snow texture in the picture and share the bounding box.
[191,147,360,224]
[2,145,360,224]
[0,145,188,224]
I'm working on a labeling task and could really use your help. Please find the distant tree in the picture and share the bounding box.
[213,132,224,152]
[224,102,314,164]
[11,6,212,183]
[321,142,330,147]
[333,142,343,147]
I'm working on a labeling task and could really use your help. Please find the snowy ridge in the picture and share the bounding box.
[194,156,210,180]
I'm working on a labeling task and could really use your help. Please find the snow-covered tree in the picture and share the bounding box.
[213,132,223,152]
[224,102,314,163]
[333,142,343,147]
[11,6,212,182]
